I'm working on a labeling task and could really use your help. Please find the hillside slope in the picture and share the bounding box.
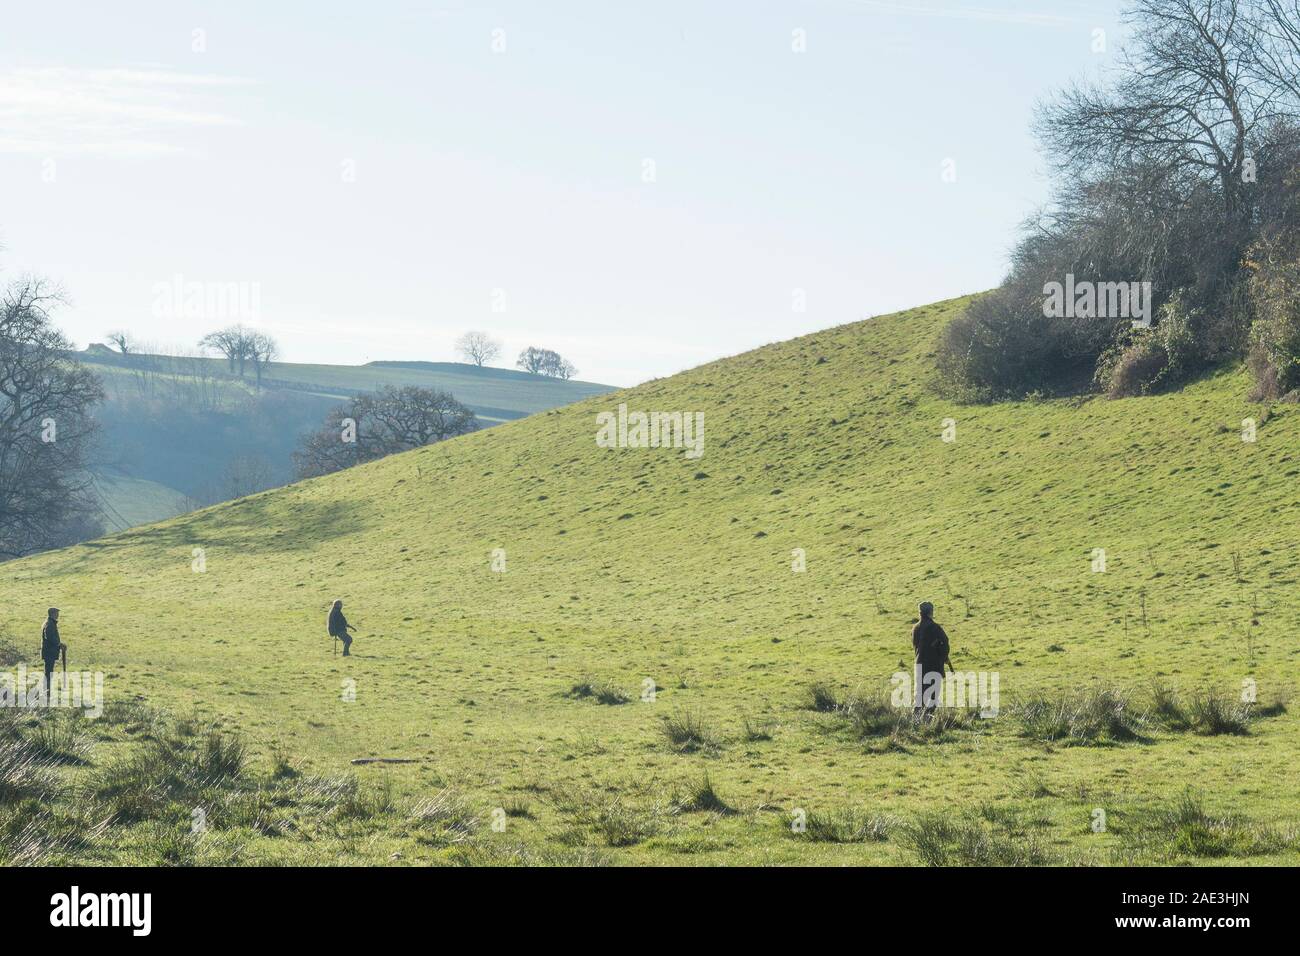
[8,296,1298,865]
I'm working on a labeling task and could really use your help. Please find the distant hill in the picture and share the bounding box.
[78,348,615,530]
[79,350,614,422]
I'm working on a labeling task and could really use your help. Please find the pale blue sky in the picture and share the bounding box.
[1,0,1124,386]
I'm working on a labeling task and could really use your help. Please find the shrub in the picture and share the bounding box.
[1247,252,1300,397]
[1100,334,1167,397]
[935,288,1083,400]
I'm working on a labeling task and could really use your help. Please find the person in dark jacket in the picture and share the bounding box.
[41,607,64,697]
[328,600,356,656]
[911,601,953,716]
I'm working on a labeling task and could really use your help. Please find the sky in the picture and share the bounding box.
[0,0,1127,387]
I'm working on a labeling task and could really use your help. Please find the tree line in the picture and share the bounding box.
[937,0,1300,402]
[454,330,579,379]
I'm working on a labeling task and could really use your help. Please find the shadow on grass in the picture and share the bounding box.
[39,495,374,578]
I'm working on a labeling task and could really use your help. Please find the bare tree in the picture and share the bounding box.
[0,277,105,558]
[1256,1,1300,102]
[456,330,502,367]
[293,386,478,479]
[199,324,256,377]
[1035,0,1273,217]
[105,329,135,355]
[248,331,279,388]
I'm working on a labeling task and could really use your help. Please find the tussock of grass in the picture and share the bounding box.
[0,632,21,668]
[448,841,612,867]
[805,682,841,713]
[1187,690,1251,736]
[793,807,894,844]
[550,785,667,847]
[566,679,630,705]
[90,723,249,824]
[1148,683,1287,736]
[1015,687,1146,745]
[408,789,479,846]
[1148,681,1190,731]
[675,773,734,815]
[902,805,1056,866]
[333,775,398,823]
[592,799,662,847]
[813,686,980,745]
[1018,770,1055,799]
[1,704,408,863]
[268,740,300,780]
[0,738,57,805]
[0,801,111,867]
[500,796,533,818]
[99,700,164,736]
[741,715,775,742]
[1116,790,1297,862]
[25,714,94,766]
[662,709,721,754]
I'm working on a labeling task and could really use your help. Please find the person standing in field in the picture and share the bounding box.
[41,607,64,697]
[328,599,356,656]
[912,601,953,716]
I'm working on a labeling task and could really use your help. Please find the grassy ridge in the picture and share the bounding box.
[6,295,1298,865]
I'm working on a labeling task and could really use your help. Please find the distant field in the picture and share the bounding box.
[80,351,615,422]
[5,297,1296,866]
[79,350,616,530]
[91,474,191,532]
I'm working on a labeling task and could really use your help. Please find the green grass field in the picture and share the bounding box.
[5,296,1297,866]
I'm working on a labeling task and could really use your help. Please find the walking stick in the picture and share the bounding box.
[61,643,67,691]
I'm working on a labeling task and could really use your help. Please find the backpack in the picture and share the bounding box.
[41,620,61,661]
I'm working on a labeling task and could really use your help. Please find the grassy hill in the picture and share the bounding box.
[5,295,1297,866]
